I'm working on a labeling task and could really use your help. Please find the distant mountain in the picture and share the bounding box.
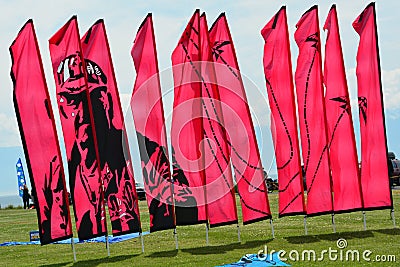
[0,194,22,208]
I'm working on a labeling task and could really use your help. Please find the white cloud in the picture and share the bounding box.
[382,68,400,118]
[0,113,21,147]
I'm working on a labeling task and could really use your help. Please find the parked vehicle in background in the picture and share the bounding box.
[389,152,400,186]
[135,183,146,201]
[263,171,278,193]
[390,159,400,186]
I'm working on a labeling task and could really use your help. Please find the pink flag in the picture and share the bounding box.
[171,10,207,225]
[131,14,175,232]
[11,19,73,245]
[261,6,306,217]
[324,5,363,213]
[294,6,333,216]
[209,13,271,224]
[81,19,141,235]
[200,13,238,227]
[49,16,107,240]
[353,3,392,210]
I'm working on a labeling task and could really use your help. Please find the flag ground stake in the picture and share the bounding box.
[140,232,145,253]
[391,209,396,228]
[71,237,76,262]
[304,216,308,235]
[237,223,241,243]
[270,219,275,239]
[205,224,209,246]
[174,228,179,250]
[362,211,367,230]
[106,235,110,256]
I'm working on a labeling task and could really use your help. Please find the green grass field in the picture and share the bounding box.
[1,191,399,266]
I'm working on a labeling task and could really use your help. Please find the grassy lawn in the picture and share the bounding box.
[0,191,399,266]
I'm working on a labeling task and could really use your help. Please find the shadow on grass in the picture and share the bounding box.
[285,230,374,244]
[373,228,400,235]
[284,235,319,244]
[146,249,178,258]
[318,230,374,241]
[51,253,140,267]
[177,239,273,256]
[40,263,72,267]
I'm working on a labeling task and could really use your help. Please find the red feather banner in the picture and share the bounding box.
[209,13,271,224]
[170,10,208,225]
[353,3,392,210]
[49,16,107,240]
[11,19,73,245]
[81,19,142,235]
[261,7,306,217]
[324,5,363,213]
[200,13,238,227]
[294,6,333,216]
[131,14,175,232]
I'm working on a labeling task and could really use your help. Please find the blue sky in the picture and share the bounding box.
[0,0,399,196]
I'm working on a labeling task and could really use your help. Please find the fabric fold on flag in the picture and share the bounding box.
[49,16,107,240]
[324,5,363,213]
[261,6,306,217]
[352,3,392,210]
[209,13,271,224]
[294,6,333,216]
[11,19,73,245]
[200,12,238,227]
[170,10,207,226]
[131,13,175,232]
[81,19,142,235]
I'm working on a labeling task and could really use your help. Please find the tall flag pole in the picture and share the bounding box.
[261,6,306,218]
[11,20,73,246]
[16,158,27,198]
[324,5,364,216]
[294,6,334,218]
[49,16,108,242]
[131,14,176,236]
[170,10,208,227]
[352,3,393,218]
[209,13,272,228]
[199,12,238,229]
[81,19,142,239]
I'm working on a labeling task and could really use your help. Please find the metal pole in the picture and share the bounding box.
[205,224,209,246]
[304,215,308,235]
[237,223,241,243]
[174,228,179,250]
[332,213,336,233]
[270,219,275,239]
[140,232,145,253]
[363,211,367,231]
[105,234,110,257]
[71,237,77,262]
[391,209,396,228]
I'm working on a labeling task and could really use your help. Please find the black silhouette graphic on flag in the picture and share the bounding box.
[136,132,174,232]
[41,155,70,242]
[358,96,367,124]
[57,53,106,239]
[171,148,199,225]
[84,59,140,233]
[57,53,140,237]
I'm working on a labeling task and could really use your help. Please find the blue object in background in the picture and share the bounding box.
[216,253,291,267]
[16,158,26,197]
